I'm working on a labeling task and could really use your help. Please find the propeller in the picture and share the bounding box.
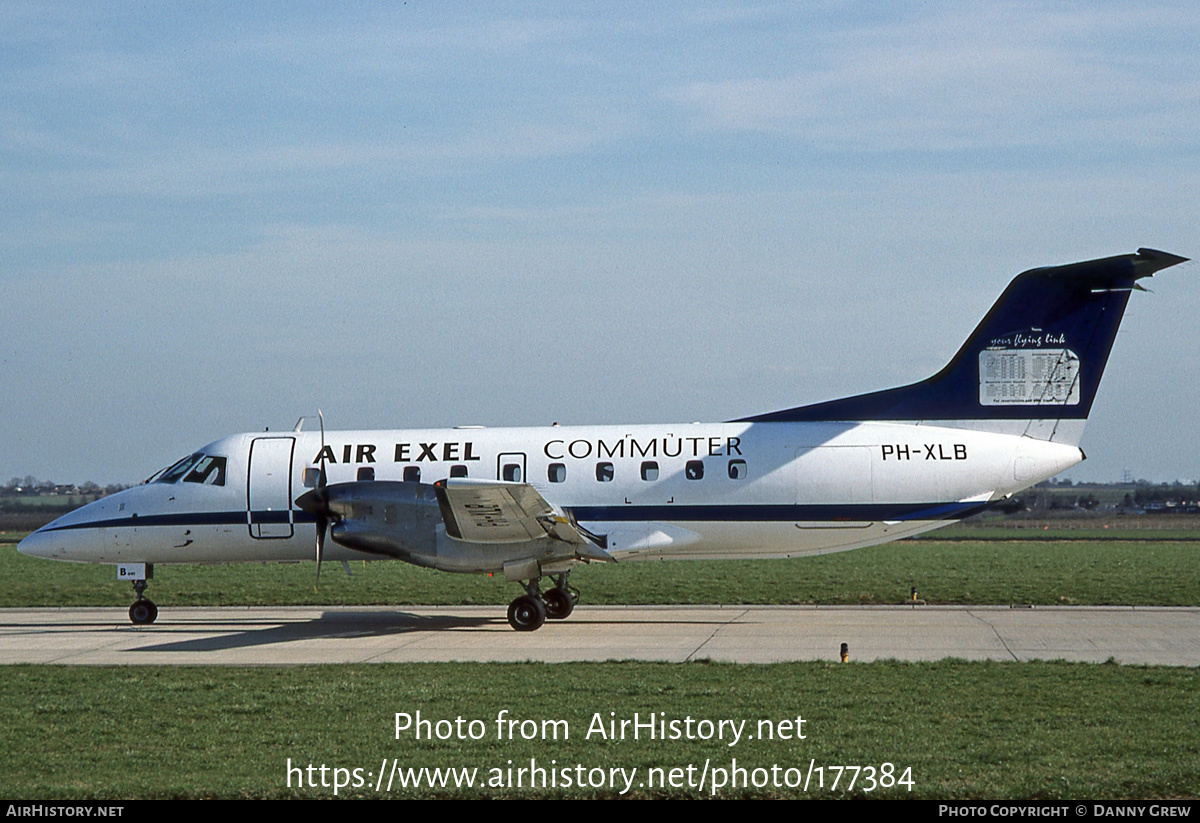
[300,410,329,591]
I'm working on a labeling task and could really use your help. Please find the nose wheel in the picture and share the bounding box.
[128,579,158,625]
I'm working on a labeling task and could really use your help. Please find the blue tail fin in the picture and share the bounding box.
[737,248,1188,443]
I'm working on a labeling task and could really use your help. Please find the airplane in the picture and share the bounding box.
[17,248,1188,630]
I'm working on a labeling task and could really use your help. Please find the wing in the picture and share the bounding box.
[435,478,613,561]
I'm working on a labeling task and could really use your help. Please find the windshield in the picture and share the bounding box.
[151,453,227,486]
[154,453,204,484]
[184,455,226,486]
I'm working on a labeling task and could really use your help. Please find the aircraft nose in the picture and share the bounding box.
[17,529,56,559]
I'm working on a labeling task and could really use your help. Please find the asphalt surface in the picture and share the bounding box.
[2,605,1198,665]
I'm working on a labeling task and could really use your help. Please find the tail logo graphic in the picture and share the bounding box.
[978,348,1080,406]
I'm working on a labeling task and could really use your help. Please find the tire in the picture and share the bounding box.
[543,587,575,620]
[129,600,158,625]
[507,595,547,631]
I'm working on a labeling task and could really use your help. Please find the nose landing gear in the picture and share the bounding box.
[128,578,158,625]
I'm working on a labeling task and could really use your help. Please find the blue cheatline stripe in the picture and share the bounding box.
[40,510,317,532]
[38,501,989,534]
[567,502,989,522]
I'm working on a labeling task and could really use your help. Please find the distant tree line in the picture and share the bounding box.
[1004,479,1200,515]
[3,477,129,498]
[1130,481,1200,505]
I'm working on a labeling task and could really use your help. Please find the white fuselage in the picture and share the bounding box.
[19,419,1082,568]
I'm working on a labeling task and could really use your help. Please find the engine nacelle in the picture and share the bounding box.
[324,481,441,561]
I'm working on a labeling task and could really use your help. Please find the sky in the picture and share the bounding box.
[2,1,1198,486]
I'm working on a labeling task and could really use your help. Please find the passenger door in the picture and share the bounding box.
[247,437,295,539]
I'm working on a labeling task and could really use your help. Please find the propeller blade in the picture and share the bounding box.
[315,512,327,590]
[314,409,327,590]
[317,409,327,490]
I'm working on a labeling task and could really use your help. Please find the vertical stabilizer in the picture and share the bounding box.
[737,249,1188,444]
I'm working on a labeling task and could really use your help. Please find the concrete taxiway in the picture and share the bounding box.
[1,605,1198,665]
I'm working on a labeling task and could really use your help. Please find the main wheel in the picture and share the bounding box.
[507,595,547,631]
[543,587,575,620]
[129,599,158,625]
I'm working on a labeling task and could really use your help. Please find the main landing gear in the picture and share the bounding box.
[506,573,580,631]
[129,579,158,625]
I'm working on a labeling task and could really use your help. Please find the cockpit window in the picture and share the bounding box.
[184,456,227,486]
[154,453,204,484]
[153,453,227,486]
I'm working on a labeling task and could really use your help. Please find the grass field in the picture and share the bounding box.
[2,537,1198,608]
[4,528,1197,800]
[923,523,1200,541]
[2,661,1196,799]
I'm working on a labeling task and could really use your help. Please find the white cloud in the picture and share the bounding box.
[666,3,1200,153]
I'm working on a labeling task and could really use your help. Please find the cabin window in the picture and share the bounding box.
[357,466,375,482]
[728,459,747,480]
[548,463,566,483]
[403,466,421,483]
[450,465,468,478]
[502,463,522,482]
[640,461,659,481]
[184,455,226,486]
[685,460,704,480]
[303,468,320,488]
[596,462,614,482]
[384,504,398,524]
